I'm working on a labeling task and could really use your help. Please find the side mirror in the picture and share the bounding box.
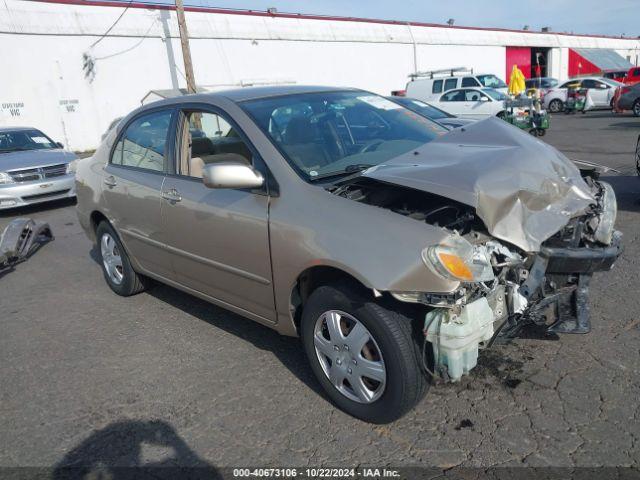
[202,159,264,190]
[480,96,490,102]
[56,142,64,149]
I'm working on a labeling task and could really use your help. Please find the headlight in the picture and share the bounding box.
[66,160,78,175]
[0,172,14,185]
[594,182,617,245]
[423,235,495,283]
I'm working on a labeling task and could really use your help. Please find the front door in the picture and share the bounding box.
[161,108,276,323]
[102,108,174,278]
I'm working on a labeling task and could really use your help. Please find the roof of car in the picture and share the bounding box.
[0,126,38,133]
[215,84,358,102]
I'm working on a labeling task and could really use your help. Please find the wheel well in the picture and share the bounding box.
[90,211,109,235]
[290,266,371,332]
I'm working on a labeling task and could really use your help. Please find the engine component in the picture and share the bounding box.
[424,296,497,381]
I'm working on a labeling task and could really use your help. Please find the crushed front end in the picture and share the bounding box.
[420,180,621,381]
[401,180,621,381]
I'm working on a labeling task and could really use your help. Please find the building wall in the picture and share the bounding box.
[1,0,639,151]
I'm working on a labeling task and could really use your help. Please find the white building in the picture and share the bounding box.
[1,0,639,151]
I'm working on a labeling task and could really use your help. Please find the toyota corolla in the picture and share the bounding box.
[76,86,622,423]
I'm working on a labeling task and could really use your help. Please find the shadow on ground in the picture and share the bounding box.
[52,419,219,479]
[148,283,325,398]
[0,197,76,219]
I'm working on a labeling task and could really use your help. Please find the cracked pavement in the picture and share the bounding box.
[0,113,639,470]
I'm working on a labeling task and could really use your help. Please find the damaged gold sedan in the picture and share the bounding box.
[76,86,621,423]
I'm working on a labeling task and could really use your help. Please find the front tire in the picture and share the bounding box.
[548,99,563,113]
[300,283,428,423]
[633,99,640,117]
[96,221,146,296]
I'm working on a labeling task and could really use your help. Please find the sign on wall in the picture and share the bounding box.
[0,102,25,118]
[59,99,80,113]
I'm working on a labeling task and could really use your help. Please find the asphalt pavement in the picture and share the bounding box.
[1,112,639,472]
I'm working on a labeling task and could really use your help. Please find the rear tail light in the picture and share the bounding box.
[391,90,406,97]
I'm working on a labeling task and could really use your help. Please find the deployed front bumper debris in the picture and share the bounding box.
[0,218,53,271]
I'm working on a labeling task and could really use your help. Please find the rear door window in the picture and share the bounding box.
[111,110,173,172]
[444,78,458,91]
[432,80,443,94]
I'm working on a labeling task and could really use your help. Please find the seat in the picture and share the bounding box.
[282,116,332,169]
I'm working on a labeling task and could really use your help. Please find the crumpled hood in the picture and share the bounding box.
[363,117,595,252]
[0,149,77,172]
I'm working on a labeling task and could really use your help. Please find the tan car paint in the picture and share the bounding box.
[76,92,459,337]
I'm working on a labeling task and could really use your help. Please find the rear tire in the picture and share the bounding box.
[300,282,428,423]
[633,100,640,117]
[96,221,146,296]
[548,99,563,113]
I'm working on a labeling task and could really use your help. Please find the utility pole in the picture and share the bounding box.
[175,0,196,94]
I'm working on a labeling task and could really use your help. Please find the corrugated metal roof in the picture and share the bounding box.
[574,48,633,71]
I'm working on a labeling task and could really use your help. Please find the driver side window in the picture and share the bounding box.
[178,111,253,179]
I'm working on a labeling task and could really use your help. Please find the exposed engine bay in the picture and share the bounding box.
[330,176,622,381]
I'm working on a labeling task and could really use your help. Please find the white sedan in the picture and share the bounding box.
[542,77,624,113]
[433,88,508,119]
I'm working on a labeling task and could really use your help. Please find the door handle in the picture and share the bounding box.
[161,188,182,203]
[103,175,117,187]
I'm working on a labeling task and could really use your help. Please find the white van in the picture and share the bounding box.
[406,68,508,102]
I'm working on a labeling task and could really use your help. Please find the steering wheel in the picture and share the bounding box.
[358,139,385,154]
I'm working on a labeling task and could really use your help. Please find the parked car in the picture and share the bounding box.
[431,87,509,119]
[76,86,622,423]
[621,66,640,85]
[543,77,623,113]
[406,70,508,102]
[0,127,77,209]
[386,96,476,129]
[524,77,559,97]
[617,83,640,116]
[603,70,628,82]
[636,134,640,176]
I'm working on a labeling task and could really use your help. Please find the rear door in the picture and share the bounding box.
[160,105,276,323]
[102,108,175,278]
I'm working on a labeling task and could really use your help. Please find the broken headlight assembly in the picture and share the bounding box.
[422,235,495,283]
[593,181,617,245]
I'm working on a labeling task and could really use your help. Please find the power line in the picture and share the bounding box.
[89,0,134,49]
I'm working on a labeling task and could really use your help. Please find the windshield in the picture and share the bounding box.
[482,88,506,101]
[241,91,447,181]
[476,74,507,89]
[390,97,452,120]
[0,129,57,153]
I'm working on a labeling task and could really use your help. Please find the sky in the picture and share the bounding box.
[114,0,640,37]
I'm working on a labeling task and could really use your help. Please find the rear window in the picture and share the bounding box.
[432,80,443,94]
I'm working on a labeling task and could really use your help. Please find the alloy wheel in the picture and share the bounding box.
[313,310,386,404]
[100,233,124,285]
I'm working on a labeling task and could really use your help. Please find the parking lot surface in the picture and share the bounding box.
[1,113,639,470]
